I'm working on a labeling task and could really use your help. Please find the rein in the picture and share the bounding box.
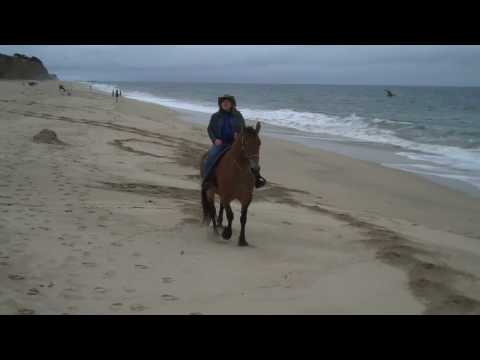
[232,133,259,174]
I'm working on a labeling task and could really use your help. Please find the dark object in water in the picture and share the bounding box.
[33,129,66,145]
[384,89,395,97]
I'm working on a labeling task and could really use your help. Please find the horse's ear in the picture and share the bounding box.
[255,121,262,134]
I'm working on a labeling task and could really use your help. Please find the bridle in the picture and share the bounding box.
[240,132,260,161]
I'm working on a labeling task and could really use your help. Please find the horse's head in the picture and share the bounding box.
[238,122,262,173]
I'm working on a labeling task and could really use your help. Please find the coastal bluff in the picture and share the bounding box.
[0,53,57,80]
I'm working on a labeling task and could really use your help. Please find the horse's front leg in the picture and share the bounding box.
[238,201,251,247]
[222,202,233,240]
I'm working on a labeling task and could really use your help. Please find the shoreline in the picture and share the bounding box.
[1,79,480,314]
[90,81,480,198]
[173,106,480,199]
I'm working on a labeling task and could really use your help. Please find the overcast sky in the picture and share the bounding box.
[1,45,480,86]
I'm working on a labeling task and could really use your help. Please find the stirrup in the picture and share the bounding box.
[255,175,267,189]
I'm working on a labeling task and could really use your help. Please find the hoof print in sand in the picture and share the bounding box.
[135,264,149,270]
[161,294,179,301]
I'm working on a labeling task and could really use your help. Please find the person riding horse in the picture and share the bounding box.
[202,95,266,191]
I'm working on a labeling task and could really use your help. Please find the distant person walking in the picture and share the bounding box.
[112,89,115,97]
[115,89,119,103]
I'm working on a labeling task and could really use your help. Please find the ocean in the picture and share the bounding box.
[89,81,480,194]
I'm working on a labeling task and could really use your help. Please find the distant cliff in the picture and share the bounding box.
[0,53,57,80]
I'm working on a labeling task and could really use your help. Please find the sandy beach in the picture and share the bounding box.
[1,80,480,314]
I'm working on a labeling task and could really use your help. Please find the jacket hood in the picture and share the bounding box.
[218,94,237,109]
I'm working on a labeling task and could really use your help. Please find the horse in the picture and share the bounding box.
[200,122,262,247]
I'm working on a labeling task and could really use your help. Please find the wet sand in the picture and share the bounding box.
[1,80,480,314]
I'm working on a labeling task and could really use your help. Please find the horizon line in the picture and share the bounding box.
[75,80,480,88]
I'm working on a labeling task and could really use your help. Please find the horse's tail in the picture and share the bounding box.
[201,187,212,225]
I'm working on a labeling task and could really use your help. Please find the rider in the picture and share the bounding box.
[202,94,266,190]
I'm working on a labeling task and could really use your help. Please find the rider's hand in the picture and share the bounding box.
[214,139,223,146]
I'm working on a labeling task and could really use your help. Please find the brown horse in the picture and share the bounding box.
[200,122,262,246]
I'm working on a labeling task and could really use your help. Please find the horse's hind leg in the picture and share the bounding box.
[238,202,251,247]
[208,191,219,235]
[222,203,233,240]
[217,202,224,227]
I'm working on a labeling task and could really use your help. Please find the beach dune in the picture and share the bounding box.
[1,80,480,314]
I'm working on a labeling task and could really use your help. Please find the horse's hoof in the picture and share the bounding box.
[222,227,232,240]
[238,240,249,247]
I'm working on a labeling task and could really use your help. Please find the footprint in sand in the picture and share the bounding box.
[135,264,149,270]
[82,261,96,268]
[130,304,148,312]
[17,308,35,315]
[8,274,25,280]
[39,281,55,288]
[27,288,40,296]
[162,277,174,284]
[161,294,179,301]
[110,241,123,247]
[94,286,107,294]
[110,303,123,310]
[104,270,116,279]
